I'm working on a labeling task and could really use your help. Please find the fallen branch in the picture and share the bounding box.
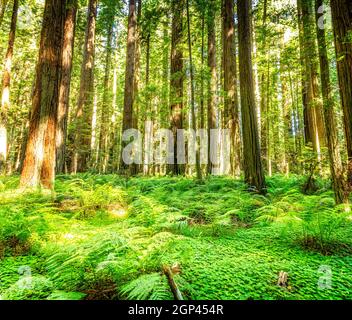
[163,265,184,300]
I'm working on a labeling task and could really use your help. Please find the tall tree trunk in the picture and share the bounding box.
[237,0,266,193]
[207,0,217,175]
[259,0,269,172]
[20,0,65,189]
[222,0,241,176]
[133,0,142,128]
[169,0,185,175]
[143,32,151,175]
[278,32,290,175]
[0,0,19,173]
[159,22,169,175]
[145,34,150,86]
[71,0,97,173]
[281,69,290,176]
[120,0,137,175]
[263,46,272,176]
[297,8,308,147]
[161,22,169,129]
[109,30,120,173]
[98,20,114,174]
[186,0,202,181]
[56,0,77,174]
[297,0,326,158]
[316,0,348,204]
[200,13,205,131]
[330,0,352,185]
[133,0,142,175]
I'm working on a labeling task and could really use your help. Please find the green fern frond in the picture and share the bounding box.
[120,273,172,300]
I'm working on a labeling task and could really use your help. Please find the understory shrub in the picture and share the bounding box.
[0,210,32,257]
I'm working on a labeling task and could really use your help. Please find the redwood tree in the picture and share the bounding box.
[222,0,241,176]
[315,0,348,204]
[207,0,217,175]
[297,0,326,157]
[259,0,269,172]
[71,0,98,173]
[238,0,266,193]
[0,0,19,173]
[186,0,202,180]
[98,20,114,173]
[20,0,66,189]
[169,0,185,175]
[120,0,137,175]
[56,0,77,173]
[330,0,352,185]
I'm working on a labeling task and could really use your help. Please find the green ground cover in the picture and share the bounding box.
[0,175,351,300]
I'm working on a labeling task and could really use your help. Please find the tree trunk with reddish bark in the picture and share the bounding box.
[56,0,77,174]
[20,0,66,189]
[222,0,241,176]
[120,0,137,175]
[98,20,114,174]
[330,0,352,186]
[297,0,326,158]
[71,0,97,173]
[315,0,348,204]
[169,0,185,175]
[238,0,266,193]
[207,0,217,175]
[0,0,18,173]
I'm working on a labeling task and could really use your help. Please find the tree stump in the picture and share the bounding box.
[277,271,288,287]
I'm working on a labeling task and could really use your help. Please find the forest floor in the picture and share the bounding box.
[0,174,351,300]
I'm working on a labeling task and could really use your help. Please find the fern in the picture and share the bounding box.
[120,273,172,300]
